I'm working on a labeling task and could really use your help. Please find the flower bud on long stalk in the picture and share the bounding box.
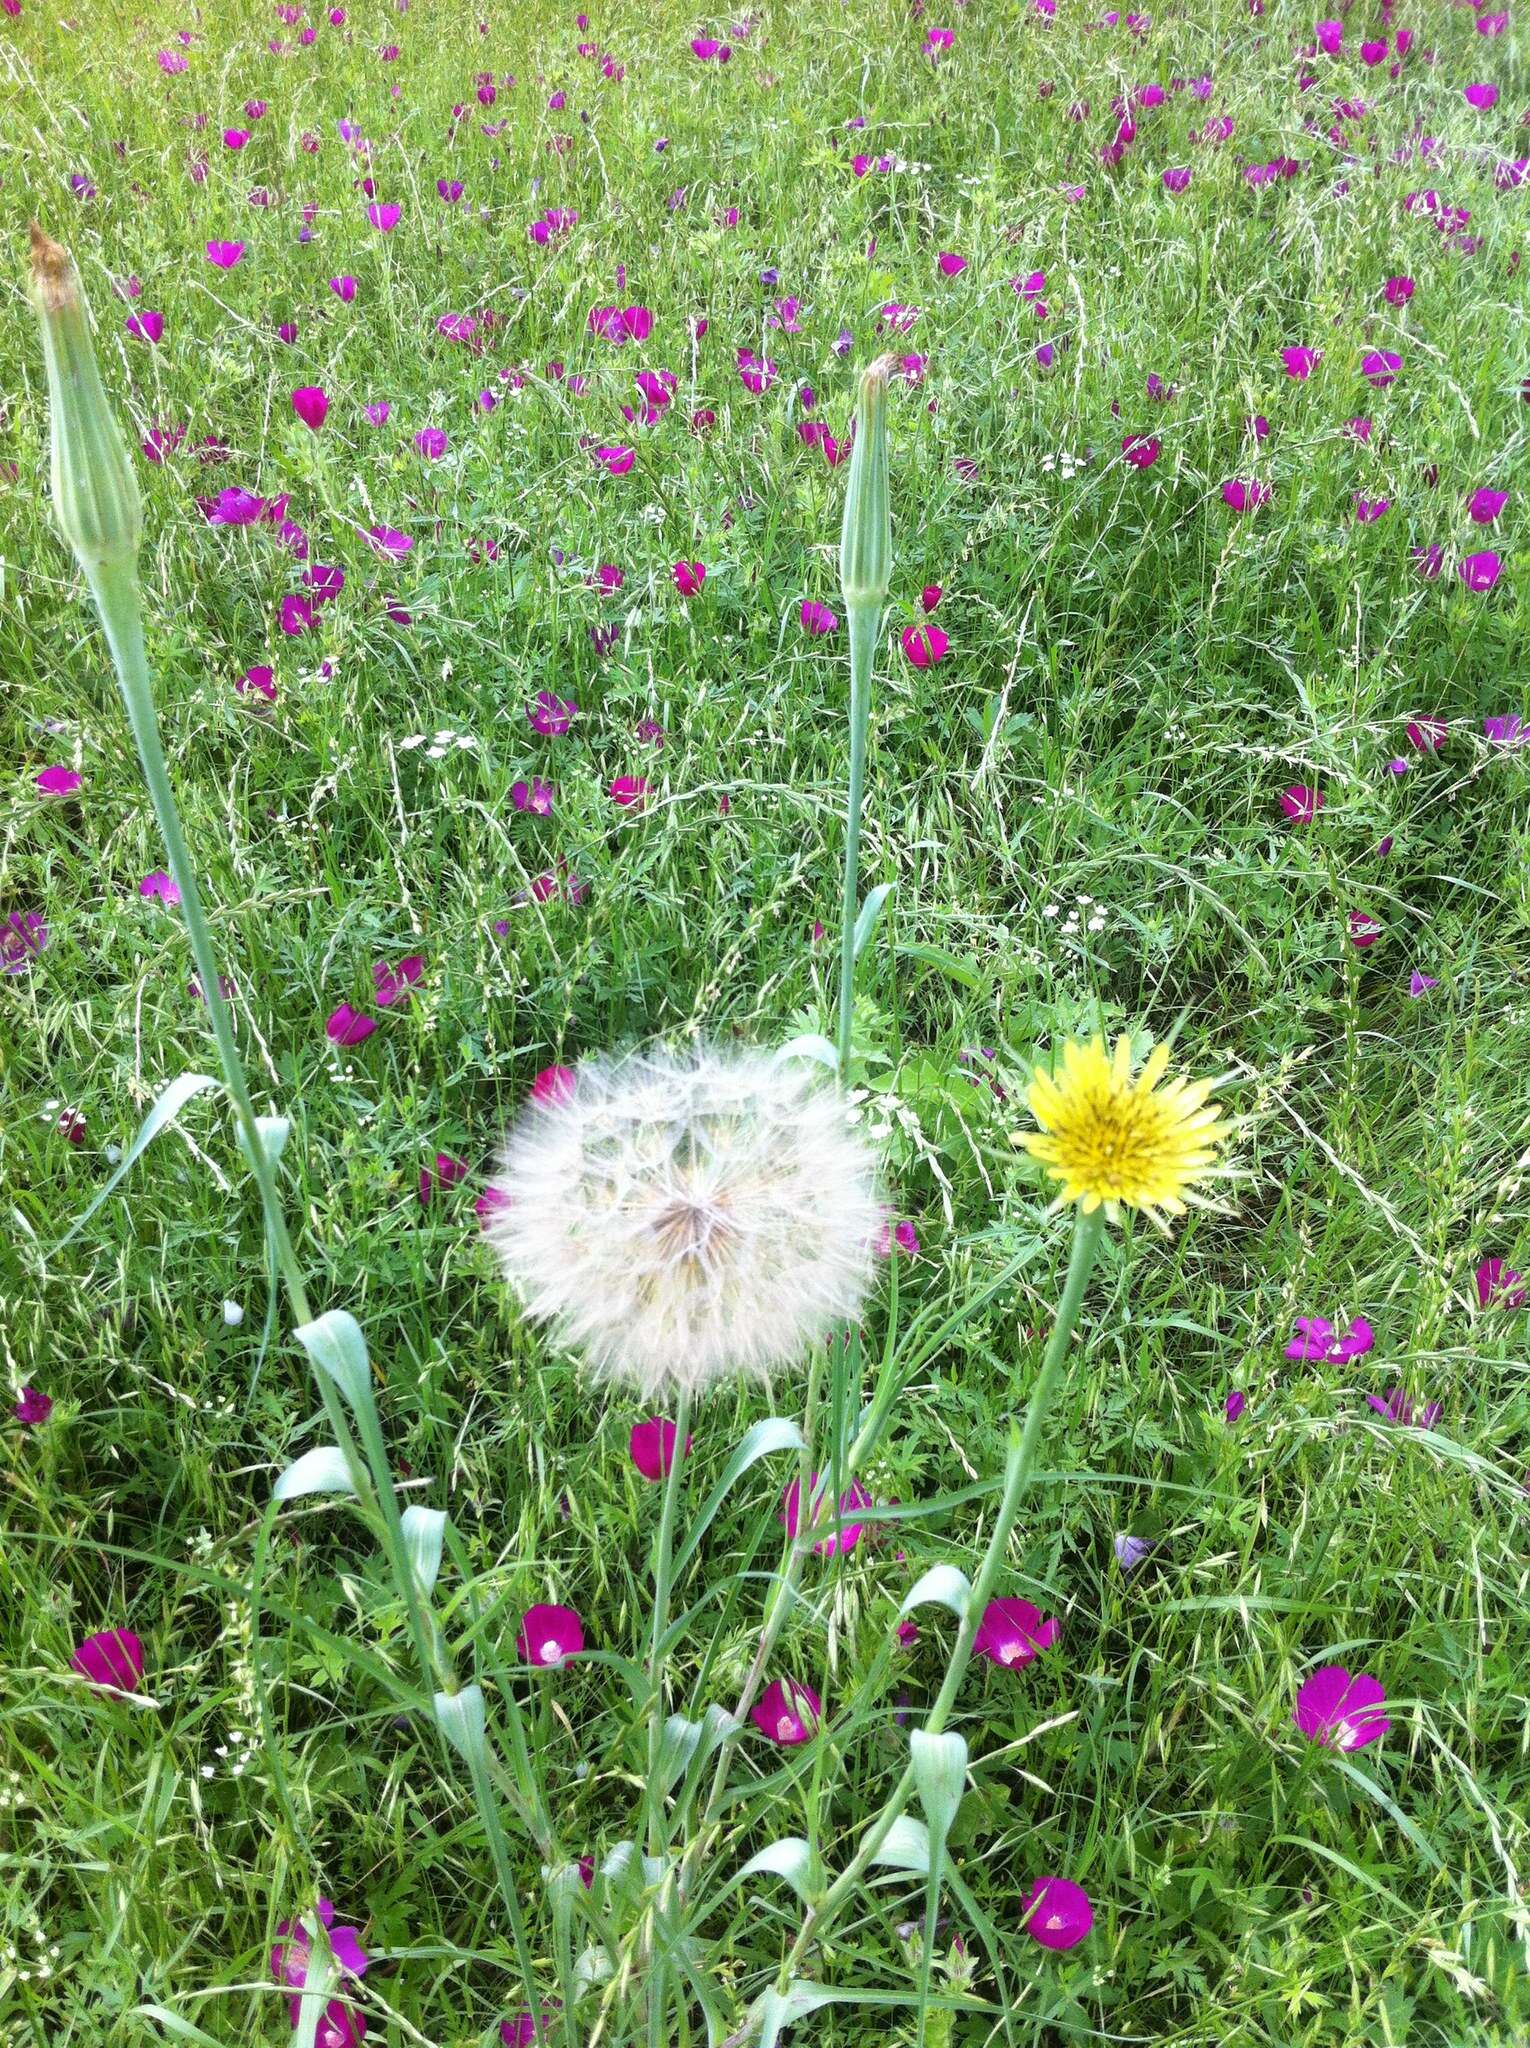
[30,225,143,579]
[29,231,550,2027]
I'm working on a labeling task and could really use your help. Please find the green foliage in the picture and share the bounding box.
[3,0,1529,2043]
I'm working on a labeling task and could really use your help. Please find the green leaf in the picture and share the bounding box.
[870,1815,931,1875]
[910,1730,968,1845]
[672,1417,808,1576]
[900,1565,972,1621]
[758,1982,838,2048]
[235,1113,291,1172]
[51,1072,220,1250]
[133,2007,226,2046]
[400,1505,447,1595]
[273,1447,356,1502]
[895,943,983,990]
[773,1032,839,1072]
[738,1836,817,1904]
[852,882,895,961]
[434,1683,488,1769]
[294,1310,373,1415]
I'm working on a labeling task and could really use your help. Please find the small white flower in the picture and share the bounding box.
[222,1299,244,1326]
[486,1045,883,1398]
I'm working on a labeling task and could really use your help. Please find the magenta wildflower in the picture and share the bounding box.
[1382,275,1414,305]
[373,955,423,1008]
[751,1678,820,1745]
[1484,714,1527,748]
[800,599,838,636]
[1162,165,1192,192]
[902,623,948,668]
[1225,1389,1246,1422]
[1281,346,1320,379]
[592,444,635,476]
[15,1385,53,1426]
[365,201,401,230]
[1458,550,1502,591]
[530,1064,577,1105]
[1122,433,1160,467]
[1293,1664,1390,1750]
[609,776,649,810]
[779,1475,873,1557]
[1476,1258,1527,1310]
[1280,784,1323,824]
[419,1154,468,1206]
[365,525,412,558]
[1348,910,1381,948]
[937,251,967,277]
[1284,1315,1373,1362]
[1469,488,1508,525]
[1366,1386,1441,1429]
[125,310,164,344]
[35,765,81,796]
[501,2013,560,2048]
[205,239,245,268]
[1,912,48,973]
[874,1217,920,1256]
[139,870,181,904]
[1408,970,1439,998]
[415,427,448,459]
[1222,478,1270,511]
[239,665,276,705]
[326,1004,376,1047]
[629,1417,691,1481]
[517,1604,584,1667]
[690,35,731,59]
[223,128,250,149]
[528,692,576,736]
[1019,1877,1093,1950]
[736,348,778,394]
[292,385,328,431]
[973,1598,1059,1669]
[71,1628,144,1693]
[1361,349,1401,388]
[510,778,554,816]
[329,275,357,302]
[673,559,705,598]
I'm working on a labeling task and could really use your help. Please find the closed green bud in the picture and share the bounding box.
[838,353,895,612]
[30,224,143,579]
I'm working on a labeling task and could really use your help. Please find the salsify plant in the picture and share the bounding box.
[32,229,1231,2048]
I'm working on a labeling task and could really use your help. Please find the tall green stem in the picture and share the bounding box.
[834,605,877,1083]
[646,1388,694,1856]
[780,1205,1106,1981]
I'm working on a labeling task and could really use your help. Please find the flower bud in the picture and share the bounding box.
[838,353,895,612]
[30,225,143,578]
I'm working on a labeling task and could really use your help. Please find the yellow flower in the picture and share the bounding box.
[1016,1035,1226,1228]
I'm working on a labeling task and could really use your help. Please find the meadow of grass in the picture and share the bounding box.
[3,0,1530,2043]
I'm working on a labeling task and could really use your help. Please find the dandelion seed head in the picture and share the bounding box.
[487,1044,883,1396]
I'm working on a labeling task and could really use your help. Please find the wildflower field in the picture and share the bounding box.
[4,0,1530,2042]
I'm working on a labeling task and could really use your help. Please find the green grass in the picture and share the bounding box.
[3,0,1530,2043]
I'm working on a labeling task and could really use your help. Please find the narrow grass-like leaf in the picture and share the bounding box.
[672,1417,807,1576]
[50,1071,219,1249]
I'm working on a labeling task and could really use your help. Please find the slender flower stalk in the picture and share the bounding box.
[775,1036,1226,1989]
[29,227,544,2026]
[645,1384,693,1856]
[778,1205,1106,1984]
[834,354,894,1084]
